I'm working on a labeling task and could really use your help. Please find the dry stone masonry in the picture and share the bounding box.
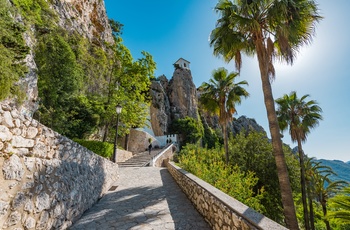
[0,102,119,229]
[166,161,287,230]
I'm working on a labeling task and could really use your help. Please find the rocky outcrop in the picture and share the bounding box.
[150,68,200,136]
[150,69,198,135]
[150,77,171,136]
[168,68,199,120]
[150,67,266,139]
[52,0,114,45]
[17,0,113,116]
[231,116,266,136]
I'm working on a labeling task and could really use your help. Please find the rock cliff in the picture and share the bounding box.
[149,66,265,137]
[150,68,199,135]
[15,0,113,116]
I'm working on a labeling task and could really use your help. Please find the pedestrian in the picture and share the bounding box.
[148,143,152,155]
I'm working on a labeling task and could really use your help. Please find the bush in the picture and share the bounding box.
[178,144,266,213]
[74,139,113,159]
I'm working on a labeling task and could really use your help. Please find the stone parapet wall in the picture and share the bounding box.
[0,103,119,229]
[166,161,287,230]
[152,144,175,167]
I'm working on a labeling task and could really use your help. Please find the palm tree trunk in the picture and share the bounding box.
[223,124,229,164]
[307,186,315,230]
[255,39,299,230]
[297,139,310,230]
[321,202,331,230]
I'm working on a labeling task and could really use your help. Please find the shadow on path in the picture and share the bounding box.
[70,167,210,230]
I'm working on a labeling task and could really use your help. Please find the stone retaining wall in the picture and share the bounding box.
[116,149,133,163]
[0,103,119,229]
[166,161,287,230]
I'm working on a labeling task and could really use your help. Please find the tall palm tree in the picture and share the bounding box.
[276,91,323,230]
[199,67,249,164]
[210,1,322,228]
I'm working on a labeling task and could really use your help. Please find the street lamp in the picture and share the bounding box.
[113,104,122,163]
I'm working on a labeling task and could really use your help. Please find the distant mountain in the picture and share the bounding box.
[316,159,350,183]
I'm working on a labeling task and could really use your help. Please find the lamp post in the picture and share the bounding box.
[113,104,122,163]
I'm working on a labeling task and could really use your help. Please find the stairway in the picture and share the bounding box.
[118,150,159,167]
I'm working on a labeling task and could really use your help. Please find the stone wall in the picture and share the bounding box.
[152,144,175,167]
[0,103,119,229]
[116,149,133,163]
[127,129,158,153]
[166,161,287,230]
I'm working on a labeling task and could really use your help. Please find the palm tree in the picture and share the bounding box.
[210,1,322,228]
[304,157,333,230]
[276,92,322,229]
[328,186,350,225]
[313,172,348,230]
[199,67,249,164]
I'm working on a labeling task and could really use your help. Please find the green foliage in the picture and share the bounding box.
[11,0,56,27]
[228,131,300,223]
[109,19,123,37]
[35,29,83,135]
[328,186,350,227]
[199,67,249,164]
[202,123,221,149]
[0,0,29,100]
[99,38,155,141]
[178,144,266,213]
[74,139,113,159]
[170,116,204,148]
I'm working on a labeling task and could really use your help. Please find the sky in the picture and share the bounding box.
[104,0,350,162]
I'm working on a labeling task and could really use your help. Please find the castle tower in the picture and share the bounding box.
[173,58,190,70]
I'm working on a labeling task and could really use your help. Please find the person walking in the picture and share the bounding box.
[148,143,152,155]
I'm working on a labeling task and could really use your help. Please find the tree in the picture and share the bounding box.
[0,0,29,101]
[276,91,323,230]
[199,67,248,164]
[313,172,348,230]
[228,131,300,223]
[170,116,204,148]
[35,31,83,134]
[328,186,350,225]
[210,1,322,228]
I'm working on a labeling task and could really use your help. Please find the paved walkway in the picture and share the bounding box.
[70,167,211,230]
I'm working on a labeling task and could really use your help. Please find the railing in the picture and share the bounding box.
[150,144,175,167]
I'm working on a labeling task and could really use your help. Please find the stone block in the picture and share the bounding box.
[6,211,21,226]
[25,216,36,229]
[26,127,38,139]
[14,119,21,128]
[2,111,14,128]
[12,128,22,136]
[24,157,35,172]
[12,136,34,148]
[0,125,12,141]
[35,192,50,212]
[0,201,9,216]
[2,154,24,181]
[12,192,26,210]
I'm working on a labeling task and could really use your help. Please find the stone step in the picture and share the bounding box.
[118,150,160,168]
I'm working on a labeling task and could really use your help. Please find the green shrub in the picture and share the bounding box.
[74,139,113,159]
[178,144,266,213]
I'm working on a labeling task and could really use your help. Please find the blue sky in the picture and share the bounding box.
[104,0,350,162]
